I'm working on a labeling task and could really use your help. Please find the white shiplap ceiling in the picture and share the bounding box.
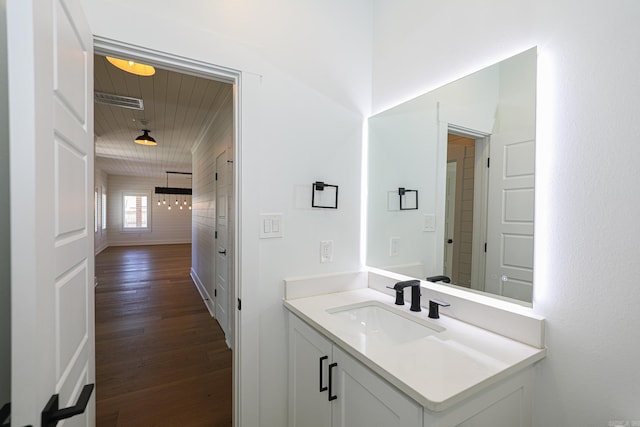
[94,54,232,178]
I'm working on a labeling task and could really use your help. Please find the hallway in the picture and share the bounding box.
[95,244,232,426]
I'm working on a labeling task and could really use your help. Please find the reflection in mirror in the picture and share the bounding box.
[1,1,11,414]
[0,188,9,422]
[367,48,536,304]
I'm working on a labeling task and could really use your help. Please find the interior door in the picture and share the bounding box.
[215,150,230,343]
[443,162,457,278]
[8,0,95,425]
[484,129,535,302]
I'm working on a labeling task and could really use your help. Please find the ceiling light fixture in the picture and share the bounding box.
[106,56,156,76]
[134,129,157,146]
[155,172,193,212]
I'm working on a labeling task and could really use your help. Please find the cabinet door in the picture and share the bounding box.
[289,314,333,427]
[331,346,423,427]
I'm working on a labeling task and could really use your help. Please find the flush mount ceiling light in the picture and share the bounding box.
[134,129,157,146]
[106,56,156,76]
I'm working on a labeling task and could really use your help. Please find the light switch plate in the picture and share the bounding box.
[389,237,399,257]
[423,214,436,232]
[260,214,283,238]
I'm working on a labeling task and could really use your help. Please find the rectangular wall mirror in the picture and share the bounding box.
[367,47,536,304]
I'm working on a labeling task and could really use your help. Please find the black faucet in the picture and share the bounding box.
[386,280,422,312]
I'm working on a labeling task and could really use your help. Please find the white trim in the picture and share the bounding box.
[191,268,216,317]
[231,76,243,427]
[94,37,239,84]
[93,37,243,426]
[448,124,490,139]
[435,120,448,274]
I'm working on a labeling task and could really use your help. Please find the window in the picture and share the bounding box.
[94,189,98,232]
[122,193,150,230]
[102,191,107,230]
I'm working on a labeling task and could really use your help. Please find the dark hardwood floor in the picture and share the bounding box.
[95,244,232,427]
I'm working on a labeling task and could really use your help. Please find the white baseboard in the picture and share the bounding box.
[190,268,215,317]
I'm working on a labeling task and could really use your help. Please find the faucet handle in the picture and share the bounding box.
[428,298,450,319]
[426,275,451,283]
[386,285,405,305]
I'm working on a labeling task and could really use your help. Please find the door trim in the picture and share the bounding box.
[444,124,490,291]
[93,37,242,426]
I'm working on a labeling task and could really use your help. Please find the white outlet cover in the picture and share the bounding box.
[320,240,333,263]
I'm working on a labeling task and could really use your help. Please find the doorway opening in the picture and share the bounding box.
[93,37,241,423]
[445,125,490,292]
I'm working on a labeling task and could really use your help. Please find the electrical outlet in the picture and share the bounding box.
[320,240,333,263]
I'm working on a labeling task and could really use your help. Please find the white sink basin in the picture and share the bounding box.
[327,301,444,344]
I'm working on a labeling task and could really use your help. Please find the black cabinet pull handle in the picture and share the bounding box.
[328,362,338,401]
[319,355,328,392]
[0,402,10,427]
[218,250,227,255]
[41,383,94,427]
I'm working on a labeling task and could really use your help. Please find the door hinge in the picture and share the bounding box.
[484,243,487,252]
[215,172,218,180]
[487,157,490,168]
[214,289,217,297]
[238,298,242,311]
[215,230,218,239]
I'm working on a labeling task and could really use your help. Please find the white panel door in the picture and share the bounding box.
[7,0,95,425]
[215,150,230,342]
[485,130,535,302]
[444,162,457,279]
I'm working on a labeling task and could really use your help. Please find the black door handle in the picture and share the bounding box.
[328,362,338,401]
[41,383,94,427]
[218,250,227,255]
[447,239,453,244]
[319,355,328,392]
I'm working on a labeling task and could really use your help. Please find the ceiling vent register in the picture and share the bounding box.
[94,91,144,110]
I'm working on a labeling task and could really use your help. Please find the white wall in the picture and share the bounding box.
[107,175,192,246]
[0,0,11,408]
[372,1,640,425]
[82,1,372,425]
[81,2,640,425]
[191,84,234,316]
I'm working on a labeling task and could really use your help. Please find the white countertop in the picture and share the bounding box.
[284,287,546,412]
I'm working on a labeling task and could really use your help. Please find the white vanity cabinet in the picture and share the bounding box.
[288,308,537,427]
[288,313,423,427]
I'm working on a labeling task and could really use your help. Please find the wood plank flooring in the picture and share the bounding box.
[95,244,232,427]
